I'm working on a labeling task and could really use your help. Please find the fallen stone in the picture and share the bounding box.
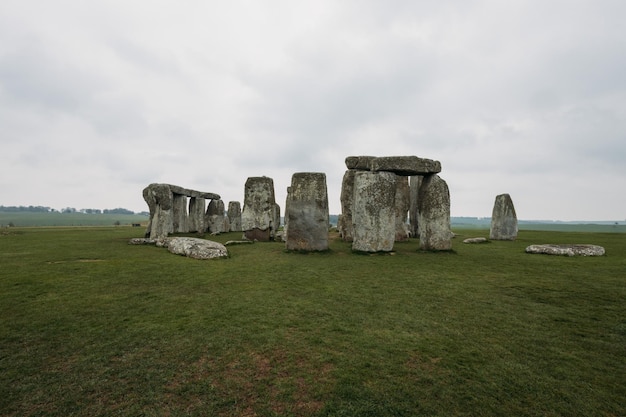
[525,244,605,256]
[165,237,228,259]
[128,238,156,245]
[463,237,488,244]
[224,240,254,246]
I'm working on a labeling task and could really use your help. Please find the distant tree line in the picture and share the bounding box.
[0,205,144,215]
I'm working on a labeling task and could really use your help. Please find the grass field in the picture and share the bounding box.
[0,212,149,227]
[1,226,624,416]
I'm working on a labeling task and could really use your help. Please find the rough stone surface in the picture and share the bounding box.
[394,175,411,242]
[352,171,397,252]
[206,199,228,233]
[463,237,488,244]
[338,170,357,242]
[188,197,206,233]
[241,177,277,241]
[490,194,518,240]
[409,175,422,237]
[525,244,605,256]
[128,238,156,245]
[143,183,219,240]
[285,172,329,251]
[418,175,452,251]
[165,237,228,259]
[345,155,441,175]
[227,201,242,232]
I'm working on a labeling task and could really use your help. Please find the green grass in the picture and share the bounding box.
[1,227,624,416]
[0,212,148,227]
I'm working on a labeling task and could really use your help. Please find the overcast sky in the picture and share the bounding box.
[1,1,625,220]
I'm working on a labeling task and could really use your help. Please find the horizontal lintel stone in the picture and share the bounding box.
[345,156,441,176]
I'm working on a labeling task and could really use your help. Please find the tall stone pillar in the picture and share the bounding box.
[285,172,329,251]
[188,197,206,233]
[489,194,518,240]
[338,169,356,241]
[227,201,242,232]
[143,183,174,240]
[241,176,277,241]
[418,174,452,251]
[206,199,227,233]
[172,194,189,233]
[352,171,396,252]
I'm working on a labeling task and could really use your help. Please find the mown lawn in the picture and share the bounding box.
[1,226,624,416]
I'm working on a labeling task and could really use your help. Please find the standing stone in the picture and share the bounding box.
[352,171,397,252]
[143,183,174,240]
[273,203,281,240]
[227,201,242,232]
[338,169,357,242]
[172,194,189,233]
[285,172,329,251]
[409,175,422,237]
[188,197,206,233]
[206,199,227,233]
[489,194,518,240]
[241,176,277,241]
[394,175,411,242]
[418,175,452,251]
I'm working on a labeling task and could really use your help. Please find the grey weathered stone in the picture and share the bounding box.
[206,199,227,234]
[409,175,422,237]
[352,171,397,252]
[345,155,441,175]
[227,201,242,232]
[164,237,228,259]
[489,194,518,240]
[188,197,206,233]
[525,244,605,256]
[285,172,329,251]
[418,175,452,251]
[143,183,220,240]
[172,195,189,233]
[241,176,277,241]
[463,237,488,244]
[394,175,411,242]
[338,170,357,242]
[128,238,156,245]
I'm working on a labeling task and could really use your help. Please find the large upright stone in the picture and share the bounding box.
[172,195,189,233]
[143,183,174,240]
[285,173,329,251]
[188,197,206,233]
[489,194,518,240]
[418,175,452,251]
[352,171,397,252]
[241,176,277,241]
[409,175,422,237]
[227,201,242,232]
[338,169,357,242]
[395,175,411,242]
[206,199,228,233]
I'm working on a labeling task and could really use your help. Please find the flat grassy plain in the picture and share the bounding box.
[0,226,624,416]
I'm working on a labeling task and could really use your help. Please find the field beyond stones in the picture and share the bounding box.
[1,227,624,416]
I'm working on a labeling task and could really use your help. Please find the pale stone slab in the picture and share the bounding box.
[241,177,277,241]
[463,237,488,244]
[525,244,605,256]
[165,237,228,259]
[418,175,452,251]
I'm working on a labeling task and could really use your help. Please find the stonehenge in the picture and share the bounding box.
[339,155,451,252]
[142,155,453,254]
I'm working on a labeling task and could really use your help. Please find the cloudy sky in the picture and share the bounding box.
[1,1,624,220]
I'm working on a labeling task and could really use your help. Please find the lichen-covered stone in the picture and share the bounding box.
[338,170,357,242]
[206,199,228,233]
[409,175,422,237]
[345,155,441,175]
[164,237,228,259]
[352,171,397,252]
[525,244,605,256]
[285,172,329,251]
[490,194,518,240]
[463,237,488,244]
[227,201,242,232]
[241,177,277,241]
[418,175,452,251]
[188,197,206,233]
[394,175,411,242]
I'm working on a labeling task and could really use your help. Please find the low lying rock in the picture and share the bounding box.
[525,244,605,257]
[128,238,156,245]
[463,237,488,244]
[165,237,228,259]
[224,240,254,246]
